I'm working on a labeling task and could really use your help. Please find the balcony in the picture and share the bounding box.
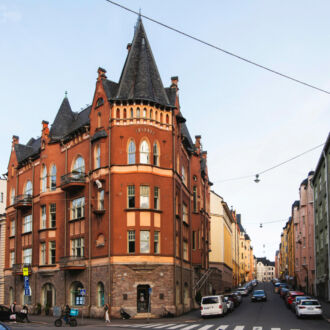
[14,194,32,209]
[60,172,86,191]
[59,256,86,270]
[12,263,32,275]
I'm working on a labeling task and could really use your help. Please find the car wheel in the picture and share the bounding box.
[54,319,62,327]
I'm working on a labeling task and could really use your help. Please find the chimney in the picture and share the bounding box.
[97,67,107,80]
[12,135,19,146]
[127,43,132,52]
[171,76,179,89]
[195,135,201,153]
[42,120,49,139]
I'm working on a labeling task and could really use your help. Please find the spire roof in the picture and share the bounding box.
[116,18,170,107]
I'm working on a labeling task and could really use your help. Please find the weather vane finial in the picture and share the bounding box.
[65,91,68,98]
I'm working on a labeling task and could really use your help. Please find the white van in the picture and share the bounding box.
[200,295,228,317]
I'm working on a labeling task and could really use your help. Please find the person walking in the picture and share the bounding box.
[104,304,110,324]
[21,305,30,323]
[10,301,16,314]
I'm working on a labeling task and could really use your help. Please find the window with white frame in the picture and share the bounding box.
[154,231,160,254]
[140,230,150,253]
[41,205,47,229]
[98,190,104,210]
[128,185,135,208]
[50,165,56,191]
[41,165,47,192]
[25,180,32,196]
[153,142,159,166]
[71,238,84,257]
[10,220,15,236]
[49,241,56,264]
[40,242,46,265]
[73,156,85,173]
[23,215,32,233]
[11,188,15,205]
[139,140,149,164]
[140,186,149,208]
[128,140,136,164]
[181,166,186,185]
[154,187,159,209]
[23,248,32,264]
[50,203,56,228]
[183,241,188,260]
[128,230,135,253]
[95,145,101,168]
[183,203,188,223]
[10,251,15,267]
[71,197,85,219]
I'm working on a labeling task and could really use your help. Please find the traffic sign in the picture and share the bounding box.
[23,267,29,276]
[80,289,86,296]
[24,276,29,289]
[24,287,30,296]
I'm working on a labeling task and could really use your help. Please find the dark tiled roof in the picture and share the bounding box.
[67,106,91,134]
[244,233,250,241]
[91,129,108,142]
[292,200,300,208]
[181,122,194,152]
[312,132,330,182]
[14,138,41,163]
[165,87,177,107]
[236,214,245,233]
[256,257,274,266]
[103,80,119,100]
[300,178,308,186]
[115,18,170,107]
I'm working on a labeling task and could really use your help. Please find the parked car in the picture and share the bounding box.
[251,290,267,302]
[285,291,305,308]
[236,287,249,296]
[279,287,290,298]
[0,321,11,330]
[275,283,288,294]
[0,305,24,322]
[231,292,242,304]
[291,296,312,311]
[274,282,283,293]
[223,295,235,312]
[200,295,228,317]
[251,279,258,287]
[295,299,323,318]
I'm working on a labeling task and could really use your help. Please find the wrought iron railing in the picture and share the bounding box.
[14,194,32,205]
[60,172,86,186]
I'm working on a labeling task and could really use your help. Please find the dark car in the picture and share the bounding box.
[225,293,239,307]
[231,292,242,304]
[279,287,290,298]
[285,291,305,307]
[0,305,24,322]
[251,290,267,302]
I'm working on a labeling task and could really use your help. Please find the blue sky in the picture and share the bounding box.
[1,0,329,260]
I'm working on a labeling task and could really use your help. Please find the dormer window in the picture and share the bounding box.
[96,98,104,108]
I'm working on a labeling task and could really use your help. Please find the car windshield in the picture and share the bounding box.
[301,300,319,306]
[202,297,219,304]
[254,290,265,294]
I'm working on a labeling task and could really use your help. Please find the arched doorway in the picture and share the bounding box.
[42,283,55,307]
[137,284,149,313]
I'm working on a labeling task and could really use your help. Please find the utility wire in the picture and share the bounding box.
[105,0,330,95]
[215,142,324,183]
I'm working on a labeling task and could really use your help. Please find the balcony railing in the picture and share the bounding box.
[14,194,32,209]
[59,256,86,270]
[12,263,32,275]
[60,172,86,190]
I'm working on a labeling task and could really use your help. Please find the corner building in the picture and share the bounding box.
[4,19,211,317]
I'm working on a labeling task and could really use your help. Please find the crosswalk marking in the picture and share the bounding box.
[142,324,163,328]
[233,326,245,330]
[216,326,229,330]
[167,325,188,329]
[253,327,262,330]
[154,324,176,328]
[180,325,200,330]
[271,328,281,330]
[198,325,214,330]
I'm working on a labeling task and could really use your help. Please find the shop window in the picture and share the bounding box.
[70,282,85,306]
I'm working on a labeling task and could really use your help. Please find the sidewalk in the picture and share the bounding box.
[319,298,330,322]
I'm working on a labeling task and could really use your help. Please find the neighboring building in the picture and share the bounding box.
[294,173,315,295]
[287,216,295,284]
[280,222,289,280]
[274,250,280,279]
[0,177,7,304]
[209,192,234,293]
[312,132,330,301]
[256,257,275,282]
[231,211,240,287]
[244,234,252,282]
[4,18,211,317]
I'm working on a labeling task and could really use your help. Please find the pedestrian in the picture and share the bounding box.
[104,303,110,324]
[21,305,30,323]
[63,304,70,324]
[10,301,16,314]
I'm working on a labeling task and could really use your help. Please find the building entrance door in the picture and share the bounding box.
[46,290,53,307]
[137,285,149,313]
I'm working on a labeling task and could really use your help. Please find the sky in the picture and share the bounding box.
[1,0,329,261]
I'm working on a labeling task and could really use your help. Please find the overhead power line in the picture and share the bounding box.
[105,0,330,95]
[215,142,324,183]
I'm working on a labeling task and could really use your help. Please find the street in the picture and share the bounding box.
[4,282,329,330]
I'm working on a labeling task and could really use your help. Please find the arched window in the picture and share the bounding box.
[11,188,15,205]
[136,108,140,118]
[130,108,133,118]
[160,113,163,123]
[155,111,158,122]
[139,140,149,164]
[41,165,47,192]
[128,140,136,164]
[50,165,57,191]
[166,114,169,124]
[70,282,85,306]
[153,142,159,166]
[123,108,127,118]
[116,108,120,118]
[73,156,85,173]
[96,98,104,107]
[42,283,55,307]
[143,108,147,118]
[25,180,32,196]
[97,282,105,307]
[95,145,101,168]
[150,109,153,119]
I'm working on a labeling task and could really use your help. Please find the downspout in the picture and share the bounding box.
[108,110,112,306]
[172,114,176,312]
[188,154,192,309]
[31,161,36,305]
[63,141,68,304]
[88,133,92,314]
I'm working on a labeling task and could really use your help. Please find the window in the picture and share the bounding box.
[10,251,15,267]
[95,145,101,168]
[97,112,101,128]
[71,282,85,306]
[154,187,159,209]
[50,204,56,228]
[25,180,32,196]
[192,231,196,250]
[193,187,197,212]
[153,142,159,166]
[128,140,136,164]
[10,220,15,236]
[139,140,150,164]
[97,282,105,307]
[302,216,305,225]
[41,165,47,192]
[73,156,85,173]
[96,98,104,107]
[123,108,127,118]
[136,107,140,118]
[49,241,56,264]
[140,230,150,253]
[116,108,120,118]
[0,192,3,203]
[23,248,32,264]
[303,257,306,265]
[11,188,15,205]
[98,190,104,210]
[143,108,147,118]
[130,108,133,118]
[128,230,135,253]
[23,215,32,233]
[183,241,188,260]
[128,185,135,208]
[183,203,188,223]
[181,166,186,185]
[71,238,84,257]
[154,231,160,254]
[71,197,85,219]
[176,235,180,257]
[140,186,149,208]
[303,237,306,248]
[50,165,56,191]
[40,243,46,265]
[150,109,153,119]
[41,205,47,229]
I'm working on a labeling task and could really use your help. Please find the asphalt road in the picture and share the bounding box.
[4,282,330,330]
